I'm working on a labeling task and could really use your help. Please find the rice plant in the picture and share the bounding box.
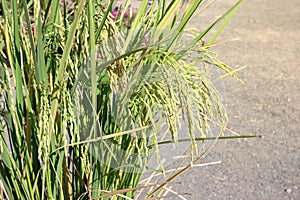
[0,0,244,199]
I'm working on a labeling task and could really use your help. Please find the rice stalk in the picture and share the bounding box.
[0,0,246,199]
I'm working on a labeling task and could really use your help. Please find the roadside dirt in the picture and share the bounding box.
[169,0,300,199]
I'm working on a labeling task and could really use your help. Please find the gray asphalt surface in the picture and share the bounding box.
[167,0,300,199]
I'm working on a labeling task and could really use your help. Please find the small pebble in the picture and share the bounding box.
[293,186,298,190]
[285,188,292,193]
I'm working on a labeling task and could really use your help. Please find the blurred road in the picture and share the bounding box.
[169,0,300,199]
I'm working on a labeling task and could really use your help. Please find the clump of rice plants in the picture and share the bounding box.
[0,0,244,199]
